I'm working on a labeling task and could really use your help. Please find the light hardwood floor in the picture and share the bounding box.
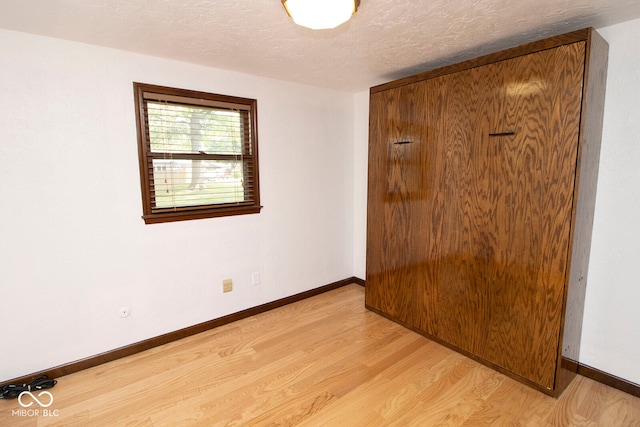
[1,284,639,426]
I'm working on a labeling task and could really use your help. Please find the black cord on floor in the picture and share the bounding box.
[0,375,57,399]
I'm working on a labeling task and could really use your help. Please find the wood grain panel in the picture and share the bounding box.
[477,42,586,389]
[366,28,608,395]
[366,82,430,330]
[434,63,491,355]
[415,77,449,335]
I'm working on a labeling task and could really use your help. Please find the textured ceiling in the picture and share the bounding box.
[1,0,640,92]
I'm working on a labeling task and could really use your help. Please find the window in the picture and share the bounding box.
[134,83,261,224]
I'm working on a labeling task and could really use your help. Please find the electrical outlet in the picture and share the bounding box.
[252,272,261,286]
[223,279,233,293]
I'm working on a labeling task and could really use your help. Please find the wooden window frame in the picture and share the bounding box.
[133,83,261,224]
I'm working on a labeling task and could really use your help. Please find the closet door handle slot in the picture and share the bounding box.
[489,131,515,137]
[394,140,413,145]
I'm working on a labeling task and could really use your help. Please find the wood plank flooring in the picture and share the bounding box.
[1,284,639,426]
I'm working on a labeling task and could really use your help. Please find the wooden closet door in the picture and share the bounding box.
[366,80,444,334]
[436,42,587,389]
[433,64,493,355]
[482,42,586,388]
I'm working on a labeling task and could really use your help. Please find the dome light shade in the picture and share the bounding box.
[282,0,360,30]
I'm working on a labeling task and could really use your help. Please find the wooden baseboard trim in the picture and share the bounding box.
[1,276,364,388]
[351,276,366,287]
[577,363,640,398]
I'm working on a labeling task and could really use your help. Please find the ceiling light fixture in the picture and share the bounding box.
[281,0,360,30]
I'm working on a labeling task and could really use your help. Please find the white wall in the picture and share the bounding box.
[352,91,369,279]
[0,29,355,383]
[581,18,640,384]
